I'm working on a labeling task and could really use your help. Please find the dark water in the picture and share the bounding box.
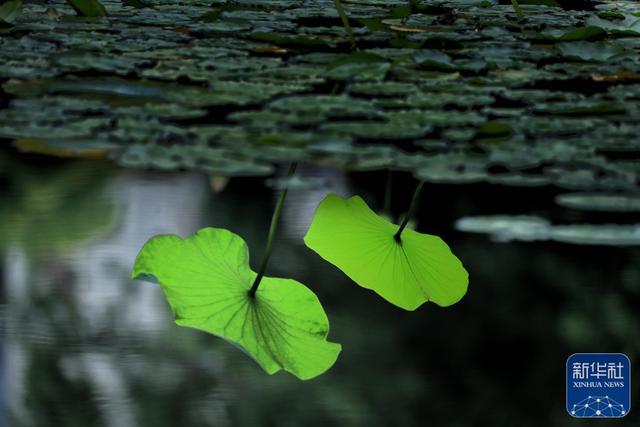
[0,154,638,427]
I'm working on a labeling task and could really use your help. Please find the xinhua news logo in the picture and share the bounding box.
[566,353,630,418]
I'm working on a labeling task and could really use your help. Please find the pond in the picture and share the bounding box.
[1,0,639,425]
[0,152,638,426]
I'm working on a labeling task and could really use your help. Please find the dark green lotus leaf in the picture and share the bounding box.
[474,121,513,140]
[0,0,21,27]
[485,144,546,170]
[229,111,320,128]
[551,225,640,246]
[116,104,207,120]
[306,138,357,157]
[587,14,640,37]
[326,52,391,81]
[258,131,313,147]
[407,92,494,109]
[383,110,485,128]
[545,167,636,191]
[52,51,150,74]
[67,0,107,17]
[441,128,476,142]
[246,145,308,163]
[487,173,552,187]
[191,126,249,146]
[534,101,627,117]
[348,82,417,97]
[3,77,193,105]
[536,26,606,42]
[455,215,551,242]
[511,116,603,136]
[555,193,640,212]
[0,117,110,140]
[414,50,455,71]
[321,120,431,140]
[457,215,640,246]
[269,95,379,118]
[126,144,274,176]
[250,32,334,48]
[197,21,253,34]
[351,145,400,170]
[413,153,489,184]
[557,41,629,62]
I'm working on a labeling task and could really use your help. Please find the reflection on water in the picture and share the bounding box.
[1,157,639,427]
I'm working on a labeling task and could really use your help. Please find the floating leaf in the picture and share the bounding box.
[555,192,640,212]
[131,227,341,380]
[326,52,391,81]
[304,194,468,311]
[67,0,107,17]
[0,0,21,26]
[537,26,605,42]
[474,121,513,140]
[414,50,455,71]
[455,215,640,246]
[587,14,640,36]
[551,224,640,246]
[556,41,627,62]
[455,215,551,242]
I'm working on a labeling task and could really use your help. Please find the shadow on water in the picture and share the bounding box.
[0,151,638,427]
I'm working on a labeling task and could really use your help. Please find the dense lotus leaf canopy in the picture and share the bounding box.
[1,0,640,199]
[304,194,468,311]
[131,227,341,380]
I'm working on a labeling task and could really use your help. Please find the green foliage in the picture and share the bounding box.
[0,0,21,27]
[131,227,341,380]
[66,0,107,17]
[304,194,468,311]
[556,41,628,62]
[2,0,640,210]
[326,52,391,81]
[0,0,640,199]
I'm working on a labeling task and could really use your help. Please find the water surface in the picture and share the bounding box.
[1,156,638,426]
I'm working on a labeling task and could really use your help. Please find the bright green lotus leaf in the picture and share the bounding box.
[131,227,341,380]
[304,194,468,311]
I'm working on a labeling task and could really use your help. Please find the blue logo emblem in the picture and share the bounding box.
[566,353,630,418]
